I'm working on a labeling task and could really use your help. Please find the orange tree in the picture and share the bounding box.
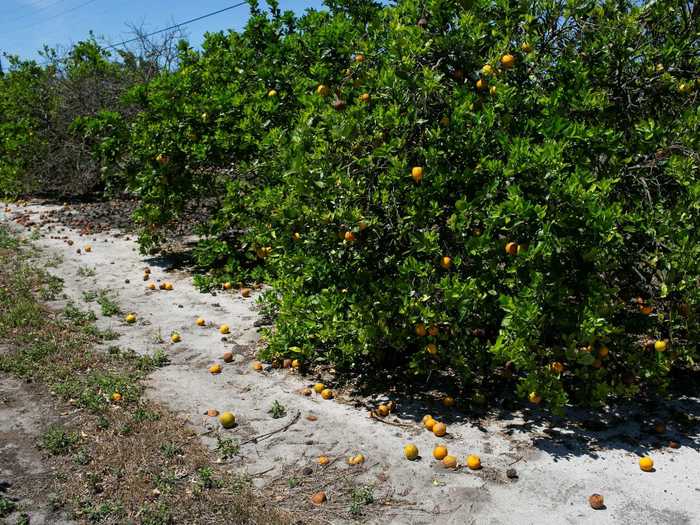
[99,0,699,411]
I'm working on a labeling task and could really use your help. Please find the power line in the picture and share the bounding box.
[4,0,102,35]
[1,0,68,25]
[106,1,249,50]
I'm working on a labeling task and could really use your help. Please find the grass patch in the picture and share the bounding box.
[76,266,96,278]
[39,425,80,455]
[0,495,17,517]
[96,290,120,317]
[0,224,293,525]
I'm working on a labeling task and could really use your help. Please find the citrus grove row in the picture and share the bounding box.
[2,0,699,411]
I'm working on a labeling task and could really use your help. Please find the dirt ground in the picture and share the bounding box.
[0,373,75,525]
[2,201,699,525]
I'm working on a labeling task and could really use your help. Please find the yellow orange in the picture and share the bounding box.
[654,340,667,352]
[111,392,122,402]
[505,242,518,255]
[411,166,423,183]
[344,231,356,242]
[476,78,488,91]
[404,444,419,460]
[423,415,436,431]
[500,54,515,69]
[639,456,654,472]
[432,422,447,437]
[209,363,222,374]
[219,411,236,428]
[125,313,136,324]
[528,392,542,404]
[313,383,325,393]
[415,323,427,337]
[481,64,494,76]
[442,455,457,469]
[196,318,205,326]
[318,455,330,465]
[252,361,263,371]
[171,333,181,343]
[321,388,333,400]
[433,445,448,460]
[219,324,230,334]
[267,89,277,97]
[466,454,482,470]
[426,343,438,355]
[440,256,452,269]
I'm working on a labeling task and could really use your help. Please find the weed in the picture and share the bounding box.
[349,484,375,515]
[133,408,161,423]
[196,467,220,490]
[160,442,183,459]
[79,500,123,523]
[216,435,240,460]
[74,447,92,465]
[287,478,300,489]
[153,470,178,493]
[269,400,286,419]
[63,301,97,325]
[0,227,19,249]
[39,272,64,300]
[39,425,79,455]
[139,502,174,525]
[76,266,96,278]
[82,290,98,302]
[96,290,120,317]
[0,495,17,517]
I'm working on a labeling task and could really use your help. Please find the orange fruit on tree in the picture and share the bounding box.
[500,54,515,68]
[442,396,455,408]
[598,346,609,358]
[267,89,277,97]
[466,454,482,470]
[440,256,452,269]
[426,343,437,355]
[481,64,494,76]
[415,323,427,337]
[640,305,653,315]
[433,445,448,460]
[505,242,518,255]
[404,443,419,460]
[316,84,330,97]
[359,93,370,103]
[489,86,497,96]
[442,455,458,469]
[292,231,301,241]
[551,362,565,374]
[654,340,667,352]
[639,456,654,472]
[321,388,334,400]
[428,324,439,336]
[354,53,365,62]
[529,392,542,404]
[291,359,301,368]
[344,231,356,242]
[521,42,533,53]
[476,78,488,91]
[432,422,447,437]
[411,166,423,183]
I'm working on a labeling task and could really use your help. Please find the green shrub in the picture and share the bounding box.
[89,0,700,411]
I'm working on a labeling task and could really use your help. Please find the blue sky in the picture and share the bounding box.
[1,0,325,62]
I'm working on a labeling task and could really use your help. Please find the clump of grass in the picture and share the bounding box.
[96,290,120,317]
[76,266,96,278]
[349,484,375,516]
[269,400,286,419]
[39,425,79,456]
[0,495,17,517]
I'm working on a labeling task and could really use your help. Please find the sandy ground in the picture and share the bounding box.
[2,201,699,525]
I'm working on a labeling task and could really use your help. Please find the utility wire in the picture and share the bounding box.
[4,0,102,35]
[105,1,249,50]
[1,0,68,25]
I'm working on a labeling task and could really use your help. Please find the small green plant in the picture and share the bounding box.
[139,502,174,525]
[0,495,17,517]
[63,301,97,325]
[195,467,220,490]
[287,478,300,489]
[38,273,63,300]
[74,447,92,465]
[160,442,183,459]
[96,290,120,317]
[39,425,79,455]
[349,484,375,516]
[76,266,97,278]
[132,408,161,423]
[268,400,286,419]
[215,435,240,460]
[82,290,98,302]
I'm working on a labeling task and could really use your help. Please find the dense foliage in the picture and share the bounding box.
[2,0,699,411]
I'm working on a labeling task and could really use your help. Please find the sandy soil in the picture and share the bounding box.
[2,201,699,525]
